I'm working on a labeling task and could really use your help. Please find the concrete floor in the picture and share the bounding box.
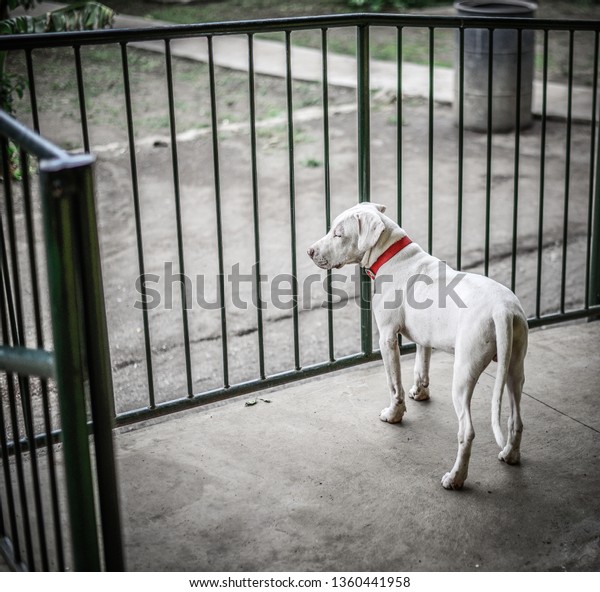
[116,320,600,572]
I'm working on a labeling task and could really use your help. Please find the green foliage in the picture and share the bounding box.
[302,157,323,168]
[0,1,114,113]
[0,69,24,114]
[0,1,114,35]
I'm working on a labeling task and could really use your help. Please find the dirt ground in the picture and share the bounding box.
[3,32,598,423]
[92,98,593,416]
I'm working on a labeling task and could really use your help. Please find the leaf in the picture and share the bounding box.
[0,2,114,35]
[0,16,41,34]
[42,2,115,33]
[245,399,257,407]
[259,398,271,403]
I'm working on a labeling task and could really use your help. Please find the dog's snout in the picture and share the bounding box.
[307,247,315,258]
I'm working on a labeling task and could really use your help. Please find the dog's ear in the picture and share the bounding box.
[354,211,385,253]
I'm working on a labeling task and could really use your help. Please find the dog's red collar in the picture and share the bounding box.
[365,236,412,280]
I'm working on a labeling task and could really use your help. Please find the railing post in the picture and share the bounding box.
[73,156,125,571]
[40,155,102,571]
[40,154,125,571]
[357,24,372,356]
[591,125,600,306]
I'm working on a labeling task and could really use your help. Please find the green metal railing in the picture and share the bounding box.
[0,111,124,571]
[0,15,599,540]
[1,13,598,426]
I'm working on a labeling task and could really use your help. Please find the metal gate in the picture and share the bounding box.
[0,111,123,570]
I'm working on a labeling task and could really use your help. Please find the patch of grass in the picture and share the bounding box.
[302,157,323,168]
[144,114,171,132]
[265,107,284,119]
[294,129,314,144]
[257,124,286,139]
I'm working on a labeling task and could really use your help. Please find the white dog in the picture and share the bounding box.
[308,203,527,489]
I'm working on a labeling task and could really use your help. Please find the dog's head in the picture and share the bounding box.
[307,202,387,270]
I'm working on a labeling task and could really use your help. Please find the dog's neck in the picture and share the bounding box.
[360,223,408,269]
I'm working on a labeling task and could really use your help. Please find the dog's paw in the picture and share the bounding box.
[379,403,406,424]
[409,384,430,401]
[498,448,520,465]
[441,471,465,490]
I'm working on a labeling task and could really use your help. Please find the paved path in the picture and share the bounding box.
[28,2,596,123]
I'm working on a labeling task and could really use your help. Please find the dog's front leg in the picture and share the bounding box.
[409,345,431,401]
[379,331,406,423]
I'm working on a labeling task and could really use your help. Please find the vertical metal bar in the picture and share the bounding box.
[357,24,372,356]
[0,499,5,556]
[68,158,124,571]
[0,370,22,567]
[74,45,90,153]
[590,44,600,307]
[321,28,334,363]
[586,31,599,309]
[0,145,35,569]
[395,20,407,393]
[457,26,465,271]
[21,149,65,570]
[428,27,434,255]
[5,376,34,568]
[2,143,50,570]
[0,221,23,567]
[25,50,40,133]
[1,145,29,390]
[484,28,494,277]
[511,28,523,294]
[0,465,5,535]
[40,157,101,572]
[165,40,194,396]
[536,29,549,319]
[207,36,230,387]
[0,143,24,346]
[0,288,34,569]
[561,30,574,313]
[357,26,371,205]
[247,34,266,378]
[591,154,600,306]
[120,43,156,409]
[285,31,301,371]
[397,26,403,227]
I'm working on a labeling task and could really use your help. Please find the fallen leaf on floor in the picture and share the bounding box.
[245,399,257,407]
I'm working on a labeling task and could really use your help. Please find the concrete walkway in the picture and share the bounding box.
[116,321,600,571]
[29,2,596,123]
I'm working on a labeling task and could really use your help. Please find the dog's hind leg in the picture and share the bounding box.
[409,345,431,401]
[378,330,406,423]
[441,356,479,490]
[499,364,524,464]
[499,323,526,464]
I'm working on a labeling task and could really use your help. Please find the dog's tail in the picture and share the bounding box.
[491,312,513,449]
